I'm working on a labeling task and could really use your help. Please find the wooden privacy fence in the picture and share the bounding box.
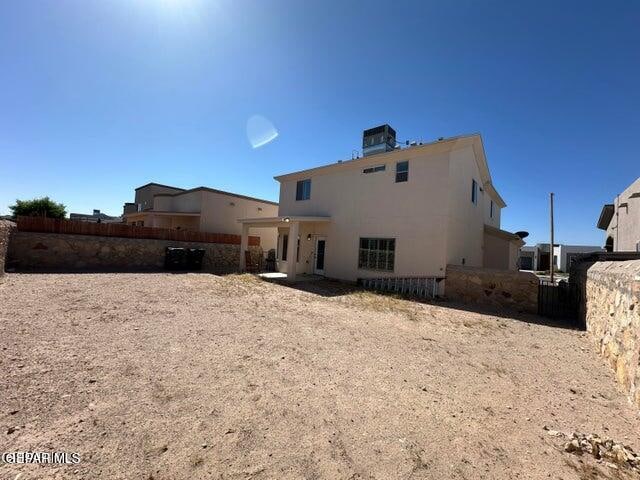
[16,216,260,246]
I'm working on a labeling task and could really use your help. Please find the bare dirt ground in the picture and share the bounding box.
[1,273,639,480]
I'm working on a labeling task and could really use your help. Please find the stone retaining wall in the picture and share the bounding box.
[445,265,538,313]
[7,231,262,274]
[0,220,16,276]
[573,260,640,408]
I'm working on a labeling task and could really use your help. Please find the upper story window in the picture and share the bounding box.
[296,179,311,201]
[363,165,386,174]
[395,161,409,183]
[490,200,494,218]
[471,179,478,205]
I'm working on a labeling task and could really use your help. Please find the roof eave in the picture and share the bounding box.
[597,204,614,230]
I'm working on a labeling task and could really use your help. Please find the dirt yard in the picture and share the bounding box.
[1,273,639,479]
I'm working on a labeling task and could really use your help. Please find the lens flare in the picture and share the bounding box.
[247,115,278,148]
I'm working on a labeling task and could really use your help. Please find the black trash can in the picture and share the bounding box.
[165,247,187,271]
[186,248,206,271]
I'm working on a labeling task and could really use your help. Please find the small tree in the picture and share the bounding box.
[9,197,67,219]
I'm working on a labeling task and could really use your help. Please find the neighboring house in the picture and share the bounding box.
[122,183,279,253]
[518,243,604,271]
[69,209,122,223]
[239,126,524,282]
[597,177,640,252]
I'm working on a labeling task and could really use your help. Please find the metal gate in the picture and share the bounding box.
[537,280,584,328]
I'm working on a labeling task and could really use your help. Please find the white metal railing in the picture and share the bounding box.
[359,276,442,299]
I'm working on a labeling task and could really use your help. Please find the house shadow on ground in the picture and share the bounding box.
[263,276,581,331]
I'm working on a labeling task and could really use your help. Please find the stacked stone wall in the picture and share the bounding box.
[0,220,16,276]
[574,260,640,408]
[7,231,262,274]
[445,265,538,313]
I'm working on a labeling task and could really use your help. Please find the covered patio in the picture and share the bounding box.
[238,216,331,281]
[124,211,201,230]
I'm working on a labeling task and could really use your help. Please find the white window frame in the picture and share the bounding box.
[358,238,396,272]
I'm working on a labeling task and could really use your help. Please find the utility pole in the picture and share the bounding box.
[550,192,555,284]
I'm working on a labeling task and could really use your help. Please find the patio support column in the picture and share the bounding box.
[239,223,249,272]
[286,221,299,281]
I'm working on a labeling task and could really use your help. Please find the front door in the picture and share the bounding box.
[314,237,326,275]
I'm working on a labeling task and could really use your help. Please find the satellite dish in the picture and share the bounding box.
[515,231,529,239]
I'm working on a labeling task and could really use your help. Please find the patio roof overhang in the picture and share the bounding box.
[238,215,331,228]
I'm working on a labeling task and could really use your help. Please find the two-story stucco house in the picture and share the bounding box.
[597,176,640,252]
[123,182,279,252]
[239,127,523,283]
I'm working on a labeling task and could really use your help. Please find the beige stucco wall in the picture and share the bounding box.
[134,184,184,211]
[483,186,501,228]
[446,146,485,268]
[606,177,640,252]
[278,148,451,281]
[484,231,509,270]
[153,190,203,213]
[130,187,278,253]
[274,135,507,281]
[199,191,278,253]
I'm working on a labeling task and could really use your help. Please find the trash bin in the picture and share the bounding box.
[165,247,187,271]
[186,248,205,271]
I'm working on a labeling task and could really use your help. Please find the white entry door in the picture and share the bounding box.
[314,237,326,275]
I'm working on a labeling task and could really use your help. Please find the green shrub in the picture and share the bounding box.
[9,197,67,219]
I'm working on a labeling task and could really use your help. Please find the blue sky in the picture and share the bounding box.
[0,0,638,245]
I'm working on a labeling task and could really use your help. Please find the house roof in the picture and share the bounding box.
[597,204,614,230]
[484,224,524,245]
[153,186,279,206]
[134,182,186,192]
[274,133,507,208]
[70,212,121,220]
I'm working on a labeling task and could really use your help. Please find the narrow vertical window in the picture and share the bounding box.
[395,161,409,183]
[471,179,478,205]
[282,234,288,261]
[296,179,311,201]
[490,200,494,218]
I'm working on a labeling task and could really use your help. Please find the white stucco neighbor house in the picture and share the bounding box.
[519,243,604,272]
[238,126,523,283]
[122,182,279,253]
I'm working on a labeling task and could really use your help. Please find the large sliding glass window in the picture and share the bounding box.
[358,238,395,271]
